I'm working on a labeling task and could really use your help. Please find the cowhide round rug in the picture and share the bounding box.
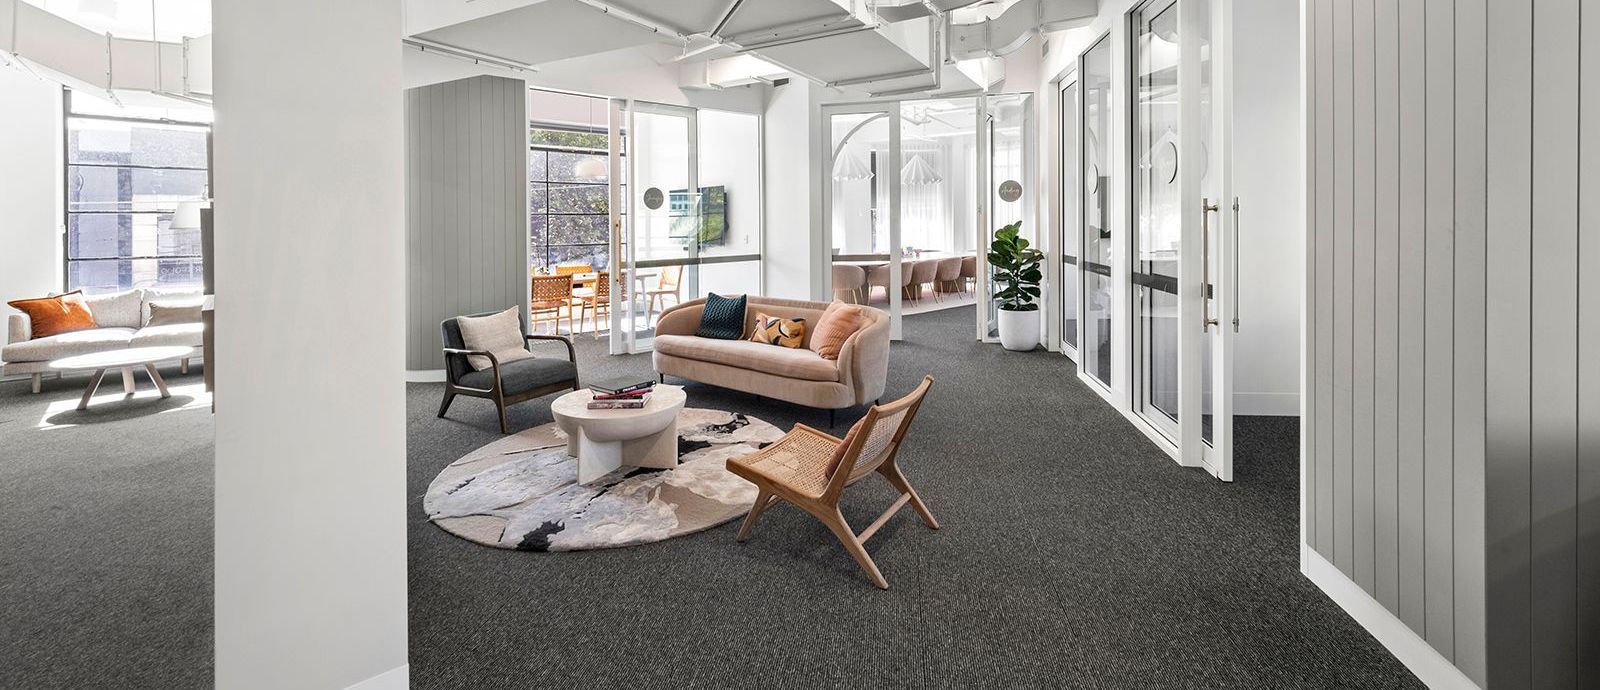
[424,408,784,552]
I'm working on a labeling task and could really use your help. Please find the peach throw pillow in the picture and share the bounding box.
[8,290,97,339]
[808,301,863,361]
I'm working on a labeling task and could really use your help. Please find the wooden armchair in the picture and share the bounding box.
[438,311,580,434]
[725,375,937,589]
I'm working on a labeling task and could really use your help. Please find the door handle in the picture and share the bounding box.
[1201,198,1220,332]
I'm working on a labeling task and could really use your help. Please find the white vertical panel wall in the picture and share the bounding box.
[212,0,409,687]
[1305,0,1599,686]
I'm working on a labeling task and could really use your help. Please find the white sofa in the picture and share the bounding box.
[4,288,205,393]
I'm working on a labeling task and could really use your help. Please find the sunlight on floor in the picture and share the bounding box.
[36,383,212,430]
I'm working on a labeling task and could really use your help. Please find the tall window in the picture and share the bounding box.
[65,90,211,292]
[529,125,617,271]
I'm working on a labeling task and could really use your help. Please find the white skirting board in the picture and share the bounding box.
[345,664,408,690]
[1300,545,1480,690]
[405,369,446,383]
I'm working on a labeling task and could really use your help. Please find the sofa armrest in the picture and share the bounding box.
[835,309,890,406]
[8,313,30,345]
[655,298,707,337]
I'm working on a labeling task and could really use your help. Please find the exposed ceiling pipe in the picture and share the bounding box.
[709,0,745,37]
[947,0,1096,60]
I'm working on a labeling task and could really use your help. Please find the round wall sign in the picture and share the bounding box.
[998,179,1023,203]
[643,187,665,210]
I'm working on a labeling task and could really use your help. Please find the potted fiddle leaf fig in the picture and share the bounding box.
[987,222,1043,351]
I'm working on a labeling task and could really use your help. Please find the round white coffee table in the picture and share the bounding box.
[49,346,195,411]
[550,384,686,484]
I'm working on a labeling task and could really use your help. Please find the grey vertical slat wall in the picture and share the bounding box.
[1307,0,1600,686]
[404,75,528,372]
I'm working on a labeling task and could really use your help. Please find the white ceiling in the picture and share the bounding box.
[22,0,209,41]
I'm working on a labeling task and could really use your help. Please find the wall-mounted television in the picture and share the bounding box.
[668,185,727,246]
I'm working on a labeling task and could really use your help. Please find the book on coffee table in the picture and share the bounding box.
[587,392,652,410]
[588,377,655,396]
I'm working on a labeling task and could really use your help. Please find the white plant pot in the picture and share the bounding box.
[997,308,1040,351]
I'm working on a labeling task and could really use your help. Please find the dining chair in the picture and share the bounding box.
[530,273,575,335]
[831,264,867,304]
[959,256,978,295]
[645,265,684,325]
[554,264,593,277]
[908,260,939,304]
[933,257,963,300]
[573,271,623,338]
[726,375,938,589]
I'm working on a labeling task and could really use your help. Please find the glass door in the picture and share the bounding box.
[1080,35,1114,391]
[618,102,696,354]
[1131,0,1182,442]
[1192,0,1233,479]
[1059,77,1081,358]
[824,104,901,339]
[980,93,1033,342]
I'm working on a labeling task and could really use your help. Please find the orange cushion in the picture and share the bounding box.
[8,290,97,339]
[808,301,863,360]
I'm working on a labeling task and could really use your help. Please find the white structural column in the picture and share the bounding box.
[211,0,408,688]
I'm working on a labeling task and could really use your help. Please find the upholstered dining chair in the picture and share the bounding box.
[438,311,579,434]
[865,263,916,305]
[726,375,938,590]
[530,273,575,334]
[959,255,978,295]
[645,265,684,325]
[933,257,963,300]
[908,260,940,304]
[831,264,867,304]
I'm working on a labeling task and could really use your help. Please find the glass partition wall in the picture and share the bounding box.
[1055,0,1236,478]
[1080,36,1115,390]
[1059,78,1080,357]
[1131,0,1182,440]
[526,90,762,355]
[823,97,1030,343]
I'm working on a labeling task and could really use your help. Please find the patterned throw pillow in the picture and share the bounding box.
[696,293,746,340]
[749,313,806,348]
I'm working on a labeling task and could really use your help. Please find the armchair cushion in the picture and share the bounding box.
[457,307,534,371]
[457,356,577,394]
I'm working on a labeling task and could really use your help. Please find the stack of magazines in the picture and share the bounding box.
[586,379,655,410]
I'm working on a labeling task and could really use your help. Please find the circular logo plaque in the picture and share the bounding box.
[643,187,665,210]
[998,179,1023,203]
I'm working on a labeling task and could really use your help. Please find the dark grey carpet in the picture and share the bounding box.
[407,307,1421,689]
[0,366,213,689]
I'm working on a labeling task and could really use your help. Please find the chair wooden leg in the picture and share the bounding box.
[180,357,189,374]
[821,509,889,590]
[437,388,456,418]
[494,391,510,434]
[879,461,939,529]
[31,373,41,394]
[736,491,777,542]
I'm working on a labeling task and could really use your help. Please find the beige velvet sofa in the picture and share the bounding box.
[652,296,890,413]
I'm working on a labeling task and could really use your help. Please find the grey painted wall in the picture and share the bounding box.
[1306,0,1599,687]
[405,75,529,371]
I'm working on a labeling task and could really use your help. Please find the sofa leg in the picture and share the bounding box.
[659,373,665,384]
[829,409,836,428]
[31,373,41,394]
[180,358,189,374]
